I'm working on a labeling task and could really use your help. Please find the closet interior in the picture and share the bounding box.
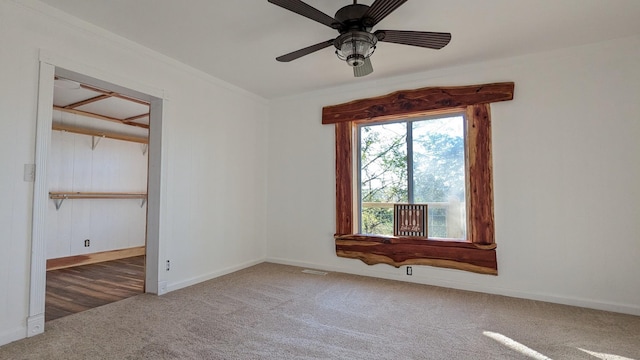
[45,78,149,321]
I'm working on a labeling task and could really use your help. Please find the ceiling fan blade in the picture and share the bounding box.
[374,30,451,49]
[353,57,373,77]
[362,0,408,26]
[276,39,335,62]
[268,0,343,29]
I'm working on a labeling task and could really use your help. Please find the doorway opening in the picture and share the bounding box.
[45,77,150,321]
[29,56,164,336]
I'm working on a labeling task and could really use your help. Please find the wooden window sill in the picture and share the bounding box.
[335,234,498,275]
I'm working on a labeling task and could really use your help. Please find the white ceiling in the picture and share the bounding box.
[38,0,640,99]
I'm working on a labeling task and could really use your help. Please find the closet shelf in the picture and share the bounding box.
[52,123,148,148]
[49,191,147,210]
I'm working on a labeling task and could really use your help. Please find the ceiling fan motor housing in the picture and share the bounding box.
[334,4,373,32]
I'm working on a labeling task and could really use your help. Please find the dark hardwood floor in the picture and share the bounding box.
[45,255,145,322]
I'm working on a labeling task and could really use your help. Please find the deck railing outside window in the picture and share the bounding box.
[361,200,465,239]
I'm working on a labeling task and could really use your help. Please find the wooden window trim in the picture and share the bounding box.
[322,82,515,275]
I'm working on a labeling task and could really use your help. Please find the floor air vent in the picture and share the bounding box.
[301,269,328,276]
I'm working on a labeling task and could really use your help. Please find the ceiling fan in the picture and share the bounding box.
[268,0,451,77]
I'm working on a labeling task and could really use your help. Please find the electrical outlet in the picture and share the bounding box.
[166,260,170,271]
[406,266,412,276]
[84,239,90,247]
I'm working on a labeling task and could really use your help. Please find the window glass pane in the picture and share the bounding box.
[360,122,407,235]
[412,116,466,239]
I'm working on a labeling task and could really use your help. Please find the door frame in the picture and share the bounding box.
[27,50,167,336]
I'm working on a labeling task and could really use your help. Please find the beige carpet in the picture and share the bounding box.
[1,263,639,359]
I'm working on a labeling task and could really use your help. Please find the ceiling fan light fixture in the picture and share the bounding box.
[334,31,377,67]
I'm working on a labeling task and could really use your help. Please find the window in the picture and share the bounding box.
[358,114,467,239]
[322,82,515,275]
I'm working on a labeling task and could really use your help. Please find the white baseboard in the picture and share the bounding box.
[157,281,168,295]
[0,326,27,347]
[265,257,640,316]
[164,258,265,294]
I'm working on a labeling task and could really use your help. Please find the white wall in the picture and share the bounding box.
[267,35,640,315]
[0,0,268,345]
[47,110,148,258]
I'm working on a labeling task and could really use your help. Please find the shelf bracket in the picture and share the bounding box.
[53,196,67,210]
[91,135,105,150]
[141,143,148,156]
[140,198,147,208]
